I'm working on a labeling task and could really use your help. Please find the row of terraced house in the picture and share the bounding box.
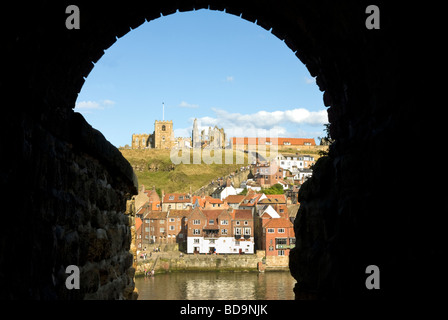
[134,185,296,257]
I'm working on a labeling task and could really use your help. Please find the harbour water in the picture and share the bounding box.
[135,271,296,300]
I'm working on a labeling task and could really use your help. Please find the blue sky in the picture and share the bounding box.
[75,9,328,148]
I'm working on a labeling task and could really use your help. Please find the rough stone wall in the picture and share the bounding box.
[0,109,138,299]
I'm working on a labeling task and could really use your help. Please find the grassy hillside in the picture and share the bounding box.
[119,148,250,193]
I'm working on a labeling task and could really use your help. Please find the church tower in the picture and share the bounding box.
[154,120,174,149]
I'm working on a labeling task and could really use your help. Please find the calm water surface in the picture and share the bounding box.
[135,272,296,300]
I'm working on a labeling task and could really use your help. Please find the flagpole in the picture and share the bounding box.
[162,102,164,121]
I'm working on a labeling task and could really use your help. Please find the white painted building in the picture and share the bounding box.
[276,153,315,173]
[187,236,254,254]
[186,208,254,254]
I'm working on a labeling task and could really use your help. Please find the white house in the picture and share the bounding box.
[186,208,254,254]
[276,153,315,171]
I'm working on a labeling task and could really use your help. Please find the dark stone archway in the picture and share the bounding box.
[1,0,445,300]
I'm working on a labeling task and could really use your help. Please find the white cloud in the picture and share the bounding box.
[75,101,102,110]
[179,101,199,108]
[75,99,115,113]
[190,107,328,138]
[225,76,234,82]
[103,99,116,106]
[304,76,316,84]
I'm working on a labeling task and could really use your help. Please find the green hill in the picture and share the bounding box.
[119,148,250,194]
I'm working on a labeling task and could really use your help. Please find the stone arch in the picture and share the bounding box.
[2,0,444,300]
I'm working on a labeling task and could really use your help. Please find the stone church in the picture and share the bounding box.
[131,120,176,149]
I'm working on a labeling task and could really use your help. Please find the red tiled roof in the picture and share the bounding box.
[264,218,293,228]
[266,194,286,201]
[232,137,316,146]
[168,208,192,218]
[223,195,245,203]
[163,193,192,203]
[232,209,253,220]
[143,210,168,219]
[135,217,142,230]
[145,189,160,202]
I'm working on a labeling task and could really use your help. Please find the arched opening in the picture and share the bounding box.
[2,1,443,301]
[74,9,327,299]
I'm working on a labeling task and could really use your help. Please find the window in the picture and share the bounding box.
[193,219,200,225]
[244,228,251,235]
[304,142,311,146]
[276,238,287,245]
[135,138,138,144]
[235,228,242,235]
[267,228,275,233]
[145,227,149,232]
[169,225,174,231]
[284,141,291,145]
[169,218,175,222]
[179,196,183,200]
[278,250,285,256]
[290,237,296,245]
[278,228,285,233]
[244,221,248,225]
[209,239,215,244]
[269,246,274,251]
[194,238,200,243]
[193,229,200,235]
[160,228,165,233]
[169,195,174,200]
[235,241,240,246]
[220,220,228,225]
[209,219,214,224]
[162,125,166,131]
[160,220,165,224]
[221,229,228,235]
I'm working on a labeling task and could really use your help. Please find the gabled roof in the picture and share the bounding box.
[163,193,192,203]
[145,189,160,202]
[202,209,227,229]
[266,194,286,202]
[260,205,281,219]
[167,208,192,218]
[264,218,294,228]
[143,210,168,220]
[223,194,245,204]
[187,206,207,220]
[135,217,142,231]
[232,209,253,220]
